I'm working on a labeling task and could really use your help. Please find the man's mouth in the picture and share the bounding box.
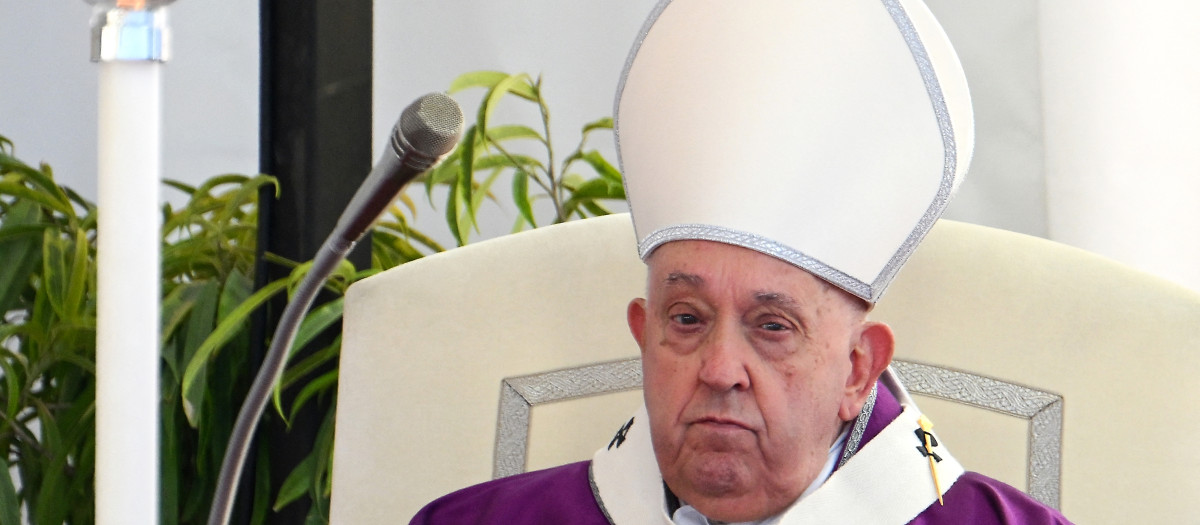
[692,416,752,432]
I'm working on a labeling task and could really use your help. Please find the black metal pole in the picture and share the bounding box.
[252,0,372,523]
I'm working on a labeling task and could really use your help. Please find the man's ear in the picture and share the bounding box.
[627,298,648,352]
[839,321,895,421]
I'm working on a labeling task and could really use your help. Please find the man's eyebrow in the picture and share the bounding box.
[753,291,800,308]
[664,272,703,287]
[753,291,810,332]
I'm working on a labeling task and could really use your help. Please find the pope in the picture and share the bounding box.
[413,0,1074,523]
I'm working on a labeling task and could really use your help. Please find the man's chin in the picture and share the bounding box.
[669,457,799,523]
[683,457,751,496]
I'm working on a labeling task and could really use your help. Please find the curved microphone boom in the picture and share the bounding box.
[207,93,464,525]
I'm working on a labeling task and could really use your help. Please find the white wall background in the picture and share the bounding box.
[0,1,260,205]
[2,1,1197,290]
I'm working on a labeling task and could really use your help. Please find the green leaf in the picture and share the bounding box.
[581,200,613,217]
[448,70,509,93]
[580,116,614,135]
[176,280,221,387]
[304,504,328,525]
[377,215,446,254]
[273,454,316,512]
[0,356,24,430]
[563,178,625,220]
[63,228,91,323]
[219,268,255,321]
[445,165,468,247]
[448,70,538,100]
[272,299,344,419]
[568,177,625,200]
[467,168,504,230]
[162,178,198,196]
[0,222,48,244]
[0,181,72,216]
[160,390,180,525]
[423,148,462,195]
[484,124,545,144]
[472,153,546,172]
[308,407,337,517]
[32,402,70,525]
[251,440,272,525]
[0,457,20,525]
[181,278,289,426]
[0,155,74,216]
[285,369,338,425]
[193,173,251,198]
[395,191,418,218]
[478,73,534,136]
[290,298,345,356]
[454,126,478,240]
[0,200,45,315]
[160,281,205,354]
[215,174,280,225]
[512,170,535,228]
[41,229,74,321]
[579,150,623,183]
[370,230,426,265]
[278,336,342,394]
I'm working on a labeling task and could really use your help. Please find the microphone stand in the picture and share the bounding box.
[207,233,355,525]
[207,92,462,525]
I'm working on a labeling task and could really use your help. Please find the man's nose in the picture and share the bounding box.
[696,319,751,391]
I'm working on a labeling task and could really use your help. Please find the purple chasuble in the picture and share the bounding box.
[409,461,605,524]
[410,383,1072,524]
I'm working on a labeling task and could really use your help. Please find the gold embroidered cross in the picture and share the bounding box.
[915,415,944,505]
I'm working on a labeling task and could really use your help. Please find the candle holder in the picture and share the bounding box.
[88,0,175,62]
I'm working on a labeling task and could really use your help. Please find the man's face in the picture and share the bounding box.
[627,240,890,522]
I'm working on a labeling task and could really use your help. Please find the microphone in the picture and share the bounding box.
[333,92,465,249]
[207,93,464,525]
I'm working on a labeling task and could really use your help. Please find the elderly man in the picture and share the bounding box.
[413,0,1072,523]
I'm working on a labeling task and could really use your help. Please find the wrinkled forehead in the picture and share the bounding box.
[643,240,871,313]
[643,240,826,295]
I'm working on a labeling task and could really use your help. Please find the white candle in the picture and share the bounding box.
[92,3,169,524]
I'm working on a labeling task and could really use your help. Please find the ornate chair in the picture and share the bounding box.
[329,213,1200,524]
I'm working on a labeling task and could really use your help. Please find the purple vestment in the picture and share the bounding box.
[411,384,1072,524]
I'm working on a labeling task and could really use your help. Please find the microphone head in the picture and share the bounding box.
[395,92,464,159]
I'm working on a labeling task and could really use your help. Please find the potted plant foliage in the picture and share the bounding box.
[0,71,623,524]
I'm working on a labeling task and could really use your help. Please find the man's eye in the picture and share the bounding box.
[671,314,699,325]
[761,321,788,331]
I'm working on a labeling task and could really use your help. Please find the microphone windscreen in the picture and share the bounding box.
[396,92,464,158]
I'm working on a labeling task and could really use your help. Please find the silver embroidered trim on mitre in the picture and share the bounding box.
[639,224,872,301]
[612,0,673,239]
[838,384,877,469]
[869,0,960,302]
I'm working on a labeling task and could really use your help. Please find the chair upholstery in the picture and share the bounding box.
[330,213,1200,524]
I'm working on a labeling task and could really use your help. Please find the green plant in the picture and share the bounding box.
[212,71,626,523]
[0,69,623,524]
[0,133,281,524]
[0,134,98,525]
[159,174,278,525]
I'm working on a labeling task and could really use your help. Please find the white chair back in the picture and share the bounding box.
[330,214,1200,524]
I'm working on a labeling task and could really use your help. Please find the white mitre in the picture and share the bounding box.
[616,0,973,303]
